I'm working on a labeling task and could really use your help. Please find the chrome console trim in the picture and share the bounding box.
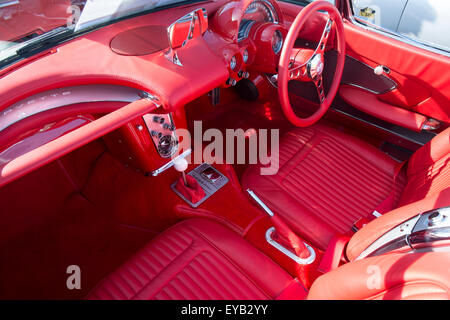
[150,148,191,176]
[356,207,450,260]
[266,227,316,265]
[246,188,274,217]
[355,215,420,260]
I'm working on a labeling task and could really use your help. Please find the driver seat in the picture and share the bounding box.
[242,125,450,250]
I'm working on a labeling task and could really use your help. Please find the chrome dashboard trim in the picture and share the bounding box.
[0,85,148,132]
[0,0,19,8]
[247,188,274,217]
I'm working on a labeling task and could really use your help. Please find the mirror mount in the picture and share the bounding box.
[165,8,208,66]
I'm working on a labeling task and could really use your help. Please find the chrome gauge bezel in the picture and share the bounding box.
[238,0,279,42]
[242,49,249,63]
[271,29,283,54]
[230,55,237,70]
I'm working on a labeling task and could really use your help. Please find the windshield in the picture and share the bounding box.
[0,0,190,65]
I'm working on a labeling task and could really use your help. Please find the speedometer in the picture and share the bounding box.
[238,0,279,41]
[244,0,277,23]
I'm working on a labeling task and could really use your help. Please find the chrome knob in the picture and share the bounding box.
[227,78,237,86]
[428,211,445,226]
[374,65,390,75]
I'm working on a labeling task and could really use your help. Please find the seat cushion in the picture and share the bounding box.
[242,125,405,250]
[308,251,450,300]
[88,218,293,300]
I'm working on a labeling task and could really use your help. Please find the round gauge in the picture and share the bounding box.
[271,30,283,54]
[244,0,278,23]
[242,49,249,63]
[158,135,177,158]
[230,55,237,70]
[238,0,279,41]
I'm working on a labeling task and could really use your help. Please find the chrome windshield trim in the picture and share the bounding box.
[345,0,450,58]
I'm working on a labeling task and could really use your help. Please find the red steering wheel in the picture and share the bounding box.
[278,1,345,127]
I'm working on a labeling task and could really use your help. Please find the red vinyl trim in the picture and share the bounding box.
[0,98,158,187]
[0,101,127,152]
[317,234,350,273]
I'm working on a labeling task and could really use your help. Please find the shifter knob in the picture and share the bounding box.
[174,157,188,172]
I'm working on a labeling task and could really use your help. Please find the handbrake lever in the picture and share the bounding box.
[247,189,315,263]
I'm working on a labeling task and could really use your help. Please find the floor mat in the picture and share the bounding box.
[0,193,156,299]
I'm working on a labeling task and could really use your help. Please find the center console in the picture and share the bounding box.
[171,162,229,207]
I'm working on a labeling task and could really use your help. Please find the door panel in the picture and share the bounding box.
[339,85,427,131]
[277,0,450,130]
[342,22,450,124]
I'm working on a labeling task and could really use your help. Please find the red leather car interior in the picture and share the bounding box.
[1,0,449,301]
[88,218,293,300]
[0,5,229,113]
[89,216,450,300]
[244,125,449,252]
[242,124,406,250]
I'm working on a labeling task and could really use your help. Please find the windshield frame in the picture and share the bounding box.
[0,0,208,71]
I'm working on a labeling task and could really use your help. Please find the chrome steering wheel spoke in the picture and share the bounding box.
[314,75,325,103]
[316,18,332,56]
[288,18,332,76]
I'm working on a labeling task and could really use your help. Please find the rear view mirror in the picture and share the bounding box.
[166,8,208,65]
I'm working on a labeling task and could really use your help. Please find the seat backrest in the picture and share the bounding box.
[399,127,450,206]
[346,128,450,261]
[308,251,450,300]
[326,128,450,300]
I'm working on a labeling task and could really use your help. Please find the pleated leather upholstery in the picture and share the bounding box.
[88,219,292,300]
[399,127,450,206]
[242,125,405,250]
[346,127,450,260]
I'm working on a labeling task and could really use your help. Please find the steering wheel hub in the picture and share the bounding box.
[307,54,324,80]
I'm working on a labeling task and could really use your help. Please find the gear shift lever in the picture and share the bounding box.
[174,157,188,185]
[173,158,205,204]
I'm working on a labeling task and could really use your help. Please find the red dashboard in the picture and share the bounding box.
[0,0,315,187]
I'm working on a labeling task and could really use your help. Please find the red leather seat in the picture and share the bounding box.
[88,127,449,300]
[88,218,293,300]
[242,125,450,250]
[308,251,450,300]
[89,217,450,300]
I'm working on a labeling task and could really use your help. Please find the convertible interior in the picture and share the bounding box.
[0,0,449,300]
